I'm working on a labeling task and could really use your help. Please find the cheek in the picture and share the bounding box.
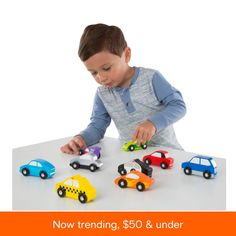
[111,70,122,81]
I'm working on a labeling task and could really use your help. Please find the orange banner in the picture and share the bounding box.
[0,212,235,235]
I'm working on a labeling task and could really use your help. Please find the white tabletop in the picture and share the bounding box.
[12,137,226,210]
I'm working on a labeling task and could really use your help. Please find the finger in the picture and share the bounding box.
[136,129,144,146]
[131,128,139,142]
[142,132,148,145]
[147,131,154,142]
[60,145,66,153]
[74,137,86,149]
[60,144,73,154]
[69,140,79,154]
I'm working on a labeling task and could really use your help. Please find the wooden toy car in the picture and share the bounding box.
[19,159,55,179]
[118,159,153,177]
[181,155,217,179]
[114,170,154,191]
[79,146,101,158]
[142,150,174,169]
[56,174,96,203]
[70,152,103,172]
[123,141,147,151]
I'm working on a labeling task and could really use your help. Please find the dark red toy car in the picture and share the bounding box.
[142,150,174,169]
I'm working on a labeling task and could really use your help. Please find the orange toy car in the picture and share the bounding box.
[114,170,154,192]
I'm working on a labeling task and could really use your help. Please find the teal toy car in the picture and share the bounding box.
[123,141,148,152]
[20,159,55,179]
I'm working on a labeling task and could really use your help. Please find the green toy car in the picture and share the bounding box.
[123,141,148,152]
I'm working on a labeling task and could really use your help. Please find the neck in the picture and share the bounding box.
[119,66,135,88]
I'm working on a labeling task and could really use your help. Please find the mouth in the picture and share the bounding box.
[104,82,113,87]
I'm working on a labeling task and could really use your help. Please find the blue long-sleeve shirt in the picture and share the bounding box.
[79,67,186,146]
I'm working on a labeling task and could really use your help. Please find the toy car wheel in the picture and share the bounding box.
[78,192,87,203]
[40,171,48,179]
[136,182,145,192]
[119,169,127,175]
[184,167,192,175]
[22,168,29,176]
[79,150,83,155]
[118,179,127,188]
[144,158,152,165]
[141,144,147,150]
[71,162,80,169]
[160,162,168,169]
[203,171,211,179]
[129,145,135,151]
[57,187,66,197]
[89,164,97,172]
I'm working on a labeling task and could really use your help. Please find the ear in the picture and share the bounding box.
[124,47,131,63]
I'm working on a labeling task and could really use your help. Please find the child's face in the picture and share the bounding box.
[83,48,133,88]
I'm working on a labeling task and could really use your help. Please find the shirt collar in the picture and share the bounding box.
[113,67,140,92]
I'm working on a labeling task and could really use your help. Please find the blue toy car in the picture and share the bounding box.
[181,155,217,179]
[20,159,56,179]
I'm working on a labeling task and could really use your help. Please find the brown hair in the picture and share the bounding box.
[78,23,127,61]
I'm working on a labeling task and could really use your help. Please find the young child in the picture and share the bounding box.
[61,23,186,155]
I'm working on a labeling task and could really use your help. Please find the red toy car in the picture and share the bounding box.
[142,150,174,169]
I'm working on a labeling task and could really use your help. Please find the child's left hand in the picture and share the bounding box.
[132,120,156,146]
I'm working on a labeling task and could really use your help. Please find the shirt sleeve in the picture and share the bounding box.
[78,89,111,146]
[148,71,187,131]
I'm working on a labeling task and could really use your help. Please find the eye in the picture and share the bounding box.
[103,66,111,71]
[91,71,98,76]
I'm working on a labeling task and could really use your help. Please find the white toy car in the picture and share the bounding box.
[69,153,103,172]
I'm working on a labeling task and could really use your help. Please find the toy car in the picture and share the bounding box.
[56,174,96,203]
[181,155,217,179]
[123,141,147,151]
[70,152,103,172]
[142,150,174,169]
[114,170,154,192]
[79,146,101,158]
[118,159,153,177]
[19,159,55,179]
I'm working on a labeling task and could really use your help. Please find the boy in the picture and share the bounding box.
[61,23,186,155]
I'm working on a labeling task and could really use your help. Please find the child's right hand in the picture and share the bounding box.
[60,135,86,155]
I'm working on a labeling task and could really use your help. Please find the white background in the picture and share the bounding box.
[1,0,235,210]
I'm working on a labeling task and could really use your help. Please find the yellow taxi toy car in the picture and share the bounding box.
[56,174,96,203]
